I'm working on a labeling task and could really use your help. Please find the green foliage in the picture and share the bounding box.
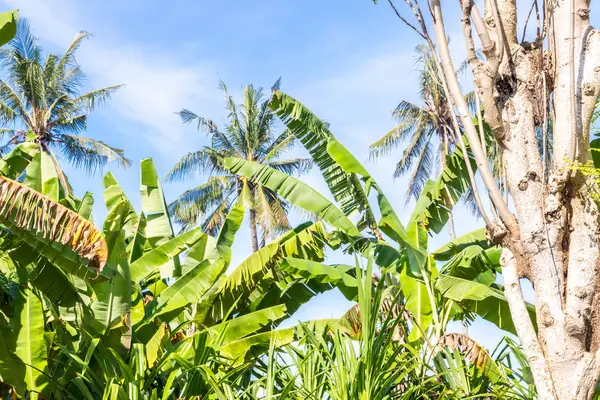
[0,20,537,397]
[0,10,17,47]
[0,19,129,188]
[167,80,312,245]
[0,149,358,399]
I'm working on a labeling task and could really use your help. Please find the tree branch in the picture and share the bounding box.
[501,248,558,399]
[430,0,518,235]
[386,0,427,39]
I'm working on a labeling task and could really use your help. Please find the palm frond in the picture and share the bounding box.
[262,129,295,161]
[464,90,477,114]
[57,134,131,174]
[59,65,85,95]
[268,158,313,176]
[169,177,235,232]
[218,79,245,152]
[51,113,87,134]
[369,121,414,160]
[164,148,226,182]
[0,99,16,124]
[455,49,484,77]
[402,141,434,203]
[5,19,40,63]
[56,31,90,72]
[0,79,30,125]
[177,108,219,134]
[254,81,280,147]
[202,197,233,236]
[254,185,280,241]
[462,186,483,218]
[43,53,59,89]
[71,85,122,111]
[393,100,427,123]
[211,130,241,157]
[271,77,282,92]
[393,125,434,178]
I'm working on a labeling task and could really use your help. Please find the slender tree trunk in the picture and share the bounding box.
[447,213,456,240]
[249,209,259,253]
[441,136,457,241]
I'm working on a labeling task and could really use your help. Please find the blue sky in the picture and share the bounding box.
[2,0,517,348]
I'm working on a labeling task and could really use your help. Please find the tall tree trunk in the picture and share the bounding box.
[249,209,259,253]
[422,0,600,396]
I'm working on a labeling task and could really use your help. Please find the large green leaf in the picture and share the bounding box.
[281,258,358,301]
[0,143,40,179]
[433,228,489,261]
[206,304,287,344]
[409,136,476,234]
[129,227,207,283]
[0,326,26,395]
[0,10,17,47]
[436,274,536,335]
[591,137,600,168]
[128,213,147,265]
[211,221,326,321]
[23,152,60,201]
[216,198,245,267]
[219,327,295,362]
[151,258,225,319]
[13,286,49,396]
[322,135,423,269]
[140,158,176,246]
[19,254,81,308]
[140,158,180,276]
[75,192,95,220]
[103,172,138,242]
[224,157,358,235]
[90,202,131,346]
[400,268,433,341]
[270,91,373,231]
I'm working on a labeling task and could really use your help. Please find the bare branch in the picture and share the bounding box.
[470,3,495,55]
[430,0,518,234]
[501,249,558,399]
[521,0,538,43]
[563,0,578,180]
[386,0,427,39]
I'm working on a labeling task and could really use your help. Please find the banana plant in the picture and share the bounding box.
[0,143,359,398]
[223,91,537,388]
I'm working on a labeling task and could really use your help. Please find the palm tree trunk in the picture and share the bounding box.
[249,209,259,253]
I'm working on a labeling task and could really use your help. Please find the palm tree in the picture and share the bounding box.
[0,20,130,191]
[166,79,312,252]
[369,44,457,205]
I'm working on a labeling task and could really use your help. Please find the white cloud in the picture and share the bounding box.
[1,0,222,158]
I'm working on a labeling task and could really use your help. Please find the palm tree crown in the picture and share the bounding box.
[166,79,312,252]
[0,20,130,190]
[369,45,457,203]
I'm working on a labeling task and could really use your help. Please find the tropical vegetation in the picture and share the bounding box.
[167,80,312,252]
[0,19,129,194]
[1,2,599,399]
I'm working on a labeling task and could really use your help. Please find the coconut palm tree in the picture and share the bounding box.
[369,44,457,205]
[166,79,312,252]
[0,19,130,191]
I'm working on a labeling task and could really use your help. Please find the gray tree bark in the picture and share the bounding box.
[410,0,600,396]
